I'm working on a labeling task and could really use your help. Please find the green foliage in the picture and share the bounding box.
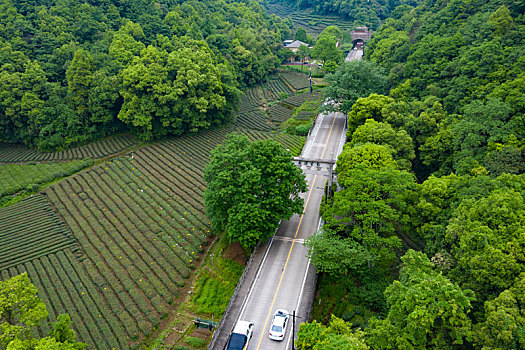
[348,119,415,170]
[366,250,474,349]
[473,289,525,349]
[0,274,85,350]
[305,229,370,275]
[184,336,207,348]
[294,27,308,42]
[48,314,77,344]
[117,44,228,140]
[336,143,397,171]
[296,315,369,350]
[308,0,525,343]
[204,133,307,247]
[446,188,525,299]
[320,26,342,41]
[322,166,416,267]
[0,0,288,149]
[296,44,311,66]
[324,62,386,114]
[311,34,342,65]
[365,0,525,175]
[346,94,395,132]
[0,273,48,347]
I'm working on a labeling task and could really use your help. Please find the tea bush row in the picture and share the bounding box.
[0,135,137,163]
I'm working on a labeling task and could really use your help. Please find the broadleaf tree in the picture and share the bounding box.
[324,61,387,114]
[366,250,475,349]
[0,273,85,349]
[203,133,307,248]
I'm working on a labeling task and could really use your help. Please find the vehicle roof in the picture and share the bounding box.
[272,316,286,327]
[272,311,288,327]
[233,320,252,334]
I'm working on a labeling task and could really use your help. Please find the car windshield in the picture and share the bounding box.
[271,325,282,332]
[226,333,247,350]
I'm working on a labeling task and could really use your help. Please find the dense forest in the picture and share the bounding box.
[301,0,525,348]
[0,0,292,150]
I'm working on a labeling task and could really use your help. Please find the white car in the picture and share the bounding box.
[268,309,289,341]
[226,320,254,350]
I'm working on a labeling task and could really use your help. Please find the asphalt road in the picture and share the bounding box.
[345,47,363,61]
[235,111,347,350]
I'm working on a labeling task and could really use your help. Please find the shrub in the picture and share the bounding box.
[26,183,40,192]
[295,122,313,136]
[184,336,207,348]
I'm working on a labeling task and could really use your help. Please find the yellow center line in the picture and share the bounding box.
[254,113,338,349]
[321,112,338,159]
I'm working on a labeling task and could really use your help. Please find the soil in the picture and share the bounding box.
[189,327,213,339]
[223,242,249,266]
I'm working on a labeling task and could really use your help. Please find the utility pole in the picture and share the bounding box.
[292,310,296,350]
[309,67,312,93]
[290,310,302,350]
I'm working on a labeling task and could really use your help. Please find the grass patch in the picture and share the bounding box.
[191,270,235,317]
[184,336,207,348]
[0,158,93,207]
[189,240,245,318]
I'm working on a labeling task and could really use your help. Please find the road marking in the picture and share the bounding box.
[273,237,305,243]
[254,174,317,350]
[320,113,337,159]
[254,114,338,350]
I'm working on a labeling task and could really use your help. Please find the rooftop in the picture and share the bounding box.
[284,40,308,48]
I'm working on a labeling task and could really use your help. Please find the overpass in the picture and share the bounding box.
[351,26,374,47]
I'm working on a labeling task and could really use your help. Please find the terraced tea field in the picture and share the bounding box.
[234,72,315,131]
[0,159,93,200]
[0,125,305,349]
[0,134,137,163]
[283,90,324,107]
[280,71,311,90]
[268,103,293,125]
[266,2,354,35]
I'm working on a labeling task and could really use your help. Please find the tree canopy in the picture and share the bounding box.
[298,0,525,347]
[0,0,290,149]
[324,61,387,114]
[203,133,307,247]
[0,273,85,350]
[367,250,474,349]
[296,315,369,350]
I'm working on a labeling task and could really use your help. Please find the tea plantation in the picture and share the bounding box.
[0,120,305,348]
[0,134,137,163]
